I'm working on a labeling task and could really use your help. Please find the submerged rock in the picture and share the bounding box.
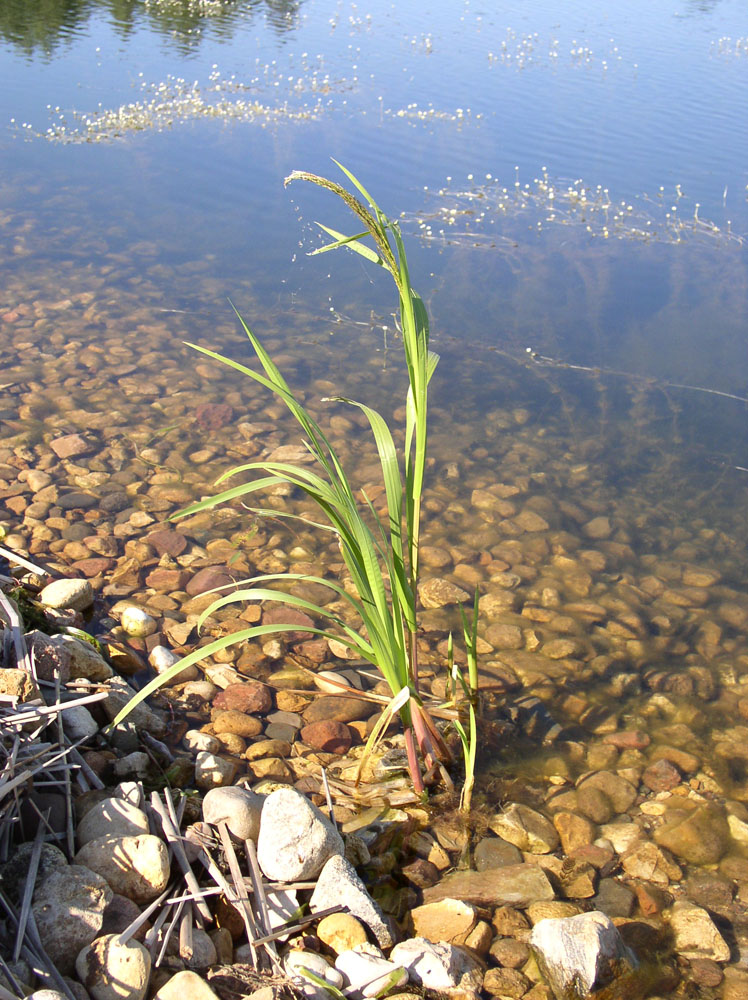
[530,911,636,1000]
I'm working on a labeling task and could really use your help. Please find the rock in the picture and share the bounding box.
[31,865,113,975]
[77,797,150,847]
[55,634,113,681]
[1,843,68,903]
[489,938,530,969]
[211,709,263,738]
[50,433,93,458]
[419,578,470,609]
[667,901,731,962]
[310,854,392,949]
[120,606,158,638]
[474,836,523,870]
[389,939,483,995]
[153,971,220,1000]
[591,879,635,918]
[482,967,530,998]
[300,720,354,753]
[194,752,240,789]
[75,934,151,1000]
[621,841,682,885]
[0,667,40,702]
[202,786,263,841]
[422,864,555,908]
[62,703,100,741]
[185,567,237,597]
[642,758,681,792]
[39,577,93,611]
[303,695,377,724]
[335,944,409,997]
[100,893,147,939]
[257,787,343,881]
[576,771,637,813]
[530,911,636,1000]
[553,812,596,853]
[181,928,218,969]
[654,804,731,865]
[489,803,559,854]
[411,899,477,945]
[74,834,170,902]
[285,950,343,989]
[101,677,166,738]
[317,913,369,953]
[213,682,273,714]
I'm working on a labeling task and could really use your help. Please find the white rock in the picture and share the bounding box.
[184,730,221,754]
[335,943,408,997]
[194,751,239,789]
[598,823,642,854]
[115,782,143,806]
[75,934,150,1000]
[310,854,392,949]
[286,950,344,988]
[314,669,363,694]
[77,797,150,847]
[120,607,158,638]
[62,703,99,741]
[202,786,263,842]
[389,938,482,994]
[667,901,730,962]
[31,865,113,975]
[530,911,637,999]
[39,578,94,611]
[257,787,344,881]
[74,834,170,903]
[150,645,198,684]
[153,971,220,1000]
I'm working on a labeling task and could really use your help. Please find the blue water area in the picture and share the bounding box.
[0,0,747,481]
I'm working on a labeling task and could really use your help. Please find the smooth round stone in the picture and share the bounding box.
[75,934,151,1000]
[317,913,369,954]
[202,786,263,841]
[184,730,222,754]
[257,787,344,881]
[286,950,344,988]
[120,606,158,638]
[77,797,150,848]
[74,834,170,903]
[153,971,220,1000]
[150,645,198,684]
[31,865,113,975]
[39,577,94,611]
[194,751,240,789]
[211,709,263,738]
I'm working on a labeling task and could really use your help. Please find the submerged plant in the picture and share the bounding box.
[114,162,475,796]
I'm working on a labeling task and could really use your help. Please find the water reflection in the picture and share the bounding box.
[0,0,304,57]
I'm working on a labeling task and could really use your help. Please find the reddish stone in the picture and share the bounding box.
[2,310,20,323]
[146,529,188,558]
[213,681,273,715]
[633,881,672,916]
[72,557,114,577]
[690,959,723,988]
[300,720,353,754]
[401,858,441,888]
[603,730,651,750]
[185,566,236,596]
[262,606,315,639]
[195,403,234,431]
[642,757,682,792]
[145,567,189,591]
[569,843,617,875]
[50,433,93,459]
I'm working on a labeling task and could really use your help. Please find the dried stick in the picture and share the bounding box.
[216,821,259,968]
[150,792,211,926]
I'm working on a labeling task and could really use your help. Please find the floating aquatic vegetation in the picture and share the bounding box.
[485,28,627,72]
[39,66,341,143]
[402,168,745,250]
[711,36,748,59]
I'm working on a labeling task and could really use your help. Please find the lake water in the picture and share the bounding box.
[3,0,748,983]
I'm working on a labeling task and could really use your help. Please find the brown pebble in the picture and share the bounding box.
[633,880,673,916]
[213,681,273,715]
[603,730,650,750]
[489,937,530,969]
[642,758,682,792]
[689,958,724,988]
[299,720,353,754]
[211,709,263,738]
[400,858,441,888]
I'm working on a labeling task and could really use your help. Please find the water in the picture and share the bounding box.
[3,0,748,981]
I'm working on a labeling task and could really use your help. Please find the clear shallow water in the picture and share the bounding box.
[3,0,748,822]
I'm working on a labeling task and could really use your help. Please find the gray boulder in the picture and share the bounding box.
[31,864,113,974]
[310,854,392,948]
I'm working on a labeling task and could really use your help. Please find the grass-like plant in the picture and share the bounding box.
[114,162,462,795]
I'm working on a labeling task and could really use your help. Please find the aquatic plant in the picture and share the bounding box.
[114,162,473,797]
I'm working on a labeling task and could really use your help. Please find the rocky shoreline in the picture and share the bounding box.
[3,558,748,1000]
